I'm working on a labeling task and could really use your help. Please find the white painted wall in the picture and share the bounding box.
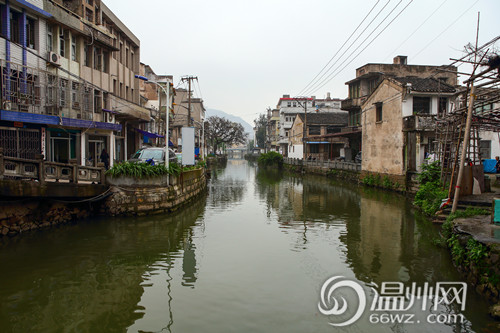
[480,130,500,159]
[288,144,303,159]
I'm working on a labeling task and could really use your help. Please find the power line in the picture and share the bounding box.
[383,0,450,61]
[303,0,414,96]
[296,0,382,96]
[299,0,393,97]
[412,0,480,60]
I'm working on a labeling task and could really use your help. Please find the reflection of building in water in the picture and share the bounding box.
[341,192,417,284]
[182,232,198,288]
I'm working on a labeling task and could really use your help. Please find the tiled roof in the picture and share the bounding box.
[297,112,348,125]
[393,77,456,93]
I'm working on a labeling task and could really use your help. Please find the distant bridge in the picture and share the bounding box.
[226,148,247,159]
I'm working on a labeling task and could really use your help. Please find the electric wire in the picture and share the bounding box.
[412,0,480,60]
[303,0,413,97]
[296,0,382,96]
[298,0,394,97]
[383,0,450,62]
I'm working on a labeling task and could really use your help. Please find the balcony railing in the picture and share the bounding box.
[0,149,105,184]
[403,114,437,131]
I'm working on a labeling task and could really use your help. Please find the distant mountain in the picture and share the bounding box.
[206,108,254,134]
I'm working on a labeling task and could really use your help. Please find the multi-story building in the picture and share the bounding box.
[361,76,456,181]
[138,62,174,148]
[171,88,205,155]
[265,108,279,152]
[0,0,149,168]
[288,112,348,160]
[276,95,314,156]
[340,55,457,161]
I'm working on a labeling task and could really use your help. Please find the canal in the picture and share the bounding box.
[0,160,497,332]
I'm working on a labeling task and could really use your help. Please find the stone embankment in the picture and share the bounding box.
[103,168,207,216]
[0,200,91,236]
[449,215,500,318]
[0,169,207,236]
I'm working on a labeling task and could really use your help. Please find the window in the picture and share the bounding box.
[125,48,129,67]
[83,86,92,115]
[94,89,101,114]
[479,140,491,160]
[84,44,91,67]
[285,131,288,137]
[375,102,383,122]
[94,47,101,70]
[287,102,291,107]
[120,82,123,97]
[10,11,20,44]
[438,97,448,116]
[309,144,319,153]
[349,83,360,99]
[413,96,430,114]
[309,126,320,135]
[130,52,134,70]
[327,126,340,134]
[59,79,68,107]
[102,51,109,73]
[368,79,379,95]
[85,8,94,22]
[293,102,296,107]
[349,110,360,127]
[47,25,53,52]
[59,28,65,58]
[71,81,80,109]
[113,79,117,94]
[26,17,36,49]
[126,86,129,100]
[71,35,77,61]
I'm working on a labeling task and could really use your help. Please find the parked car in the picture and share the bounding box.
[128,147,177,165]
[355,151,362,164]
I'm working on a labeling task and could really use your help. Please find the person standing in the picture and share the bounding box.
[100,148,110,170]
[495,156,500,173]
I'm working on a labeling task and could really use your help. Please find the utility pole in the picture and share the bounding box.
[181,76,198,127]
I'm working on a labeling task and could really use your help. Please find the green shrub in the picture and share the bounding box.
[106,161,183,178]
[258,151,283,167]
[382,175,392,189]
[413,161,447,215]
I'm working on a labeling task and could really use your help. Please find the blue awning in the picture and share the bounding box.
[306,141,330,144]
[1,109,122,131]
[135,128,164,138]
[13,0,52,18]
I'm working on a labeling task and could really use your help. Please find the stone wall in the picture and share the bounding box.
[0,200,91,236]
[450,216,500,312]
[102,168,207,216]
[0,169,207,236]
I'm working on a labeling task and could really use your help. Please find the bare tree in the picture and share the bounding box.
[206,116,248,153]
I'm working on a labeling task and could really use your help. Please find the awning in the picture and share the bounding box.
[306,141,330,144]
[134,128,164,138]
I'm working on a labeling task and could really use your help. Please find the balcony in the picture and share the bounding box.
[341,97,366,111]
[403,114,437,132]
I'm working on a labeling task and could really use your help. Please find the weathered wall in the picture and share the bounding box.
[362,81,405,176]
[0,200,91,236]
[102,169,207,216]
[450,216,500,307]
[0,169,207,236]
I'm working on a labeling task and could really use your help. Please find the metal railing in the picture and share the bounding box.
[0,148,105,184]
[284,157,361,172]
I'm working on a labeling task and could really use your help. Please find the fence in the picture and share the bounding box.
[284,157,361,172]
[0,148,105,184]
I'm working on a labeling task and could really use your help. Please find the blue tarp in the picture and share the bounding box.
[483,159,497,173]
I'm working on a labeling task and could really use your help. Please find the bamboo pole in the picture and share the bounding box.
[451,86,476,213]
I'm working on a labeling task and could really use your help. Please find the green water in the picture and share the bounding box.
[0,160,497,332]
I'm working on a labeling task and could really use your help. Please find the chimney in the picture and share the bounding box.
[393,55,408,65]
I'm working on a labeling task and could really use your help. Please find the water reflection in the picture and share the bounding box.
[0,196,206,332]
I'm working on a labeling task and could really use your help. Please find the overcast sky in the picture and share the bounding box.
[104,0,500,125]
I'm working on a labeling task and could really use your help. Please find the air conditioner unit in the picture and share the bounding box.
[48,51,61,66]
